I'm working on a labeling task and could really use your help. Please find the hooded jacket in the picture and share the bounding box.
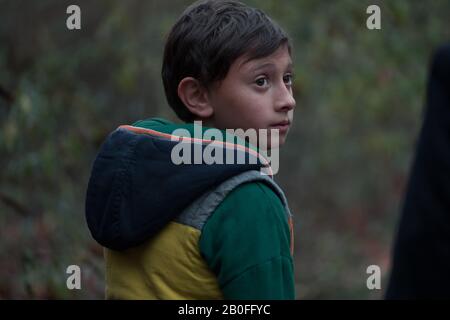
[85,117,295,299]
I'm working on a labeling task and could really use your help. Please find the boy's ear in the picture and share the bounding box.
[177,77,214,118]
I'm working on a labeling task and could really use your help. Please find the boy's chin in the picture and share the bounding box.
[258,135,286,151]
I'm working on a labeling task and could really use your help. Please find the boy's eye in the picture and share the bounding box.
[255,74,293,87]
[284,74,293,86]
[255,77,268,87]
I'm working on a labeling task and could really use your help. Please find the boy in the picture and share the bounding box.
[85,0,296,299]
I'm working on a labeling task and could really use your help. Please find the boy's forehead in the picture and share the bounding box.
[236,46,293,72]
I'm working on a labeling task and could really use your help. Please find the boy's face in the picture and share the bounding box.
[206,44,296,149]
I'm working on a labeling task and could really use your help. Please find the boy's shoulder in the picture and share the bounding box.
[219,180,285,214]
[200,178,291,241]
[207,173,294,248]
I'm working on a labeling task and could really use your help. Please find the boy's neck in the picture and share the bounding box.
[193,117,215,129]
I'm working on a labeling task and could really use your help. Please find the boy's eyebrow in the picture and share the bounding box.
[245,61,293,72]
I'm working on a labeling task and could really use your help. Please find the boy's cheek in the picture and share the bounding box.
[288,109,294,121]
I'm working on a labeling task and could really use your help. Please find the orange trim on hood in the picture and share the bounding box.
[118,125,273,176]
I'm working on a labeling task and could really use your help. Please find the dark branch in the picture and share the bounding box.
[0,192,30,216]
[0,85,14,103]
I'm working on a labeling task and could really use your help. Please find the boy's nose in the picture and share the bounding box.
[274,85,296,112]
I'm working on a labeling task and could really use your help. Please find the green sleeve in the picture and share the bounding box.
[199,181,295,300]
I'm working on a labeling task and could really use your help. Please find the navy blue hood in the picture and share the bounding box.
[85,118,268,250]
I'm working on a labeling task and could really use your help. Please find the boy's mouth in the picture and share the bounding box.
[269,120,290,133]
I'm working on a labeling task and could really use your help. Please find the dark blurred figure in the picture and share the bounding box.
[386,43,450,299]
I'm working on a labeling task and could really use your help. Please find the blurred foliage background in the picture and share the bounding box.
[1,0,449,299]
